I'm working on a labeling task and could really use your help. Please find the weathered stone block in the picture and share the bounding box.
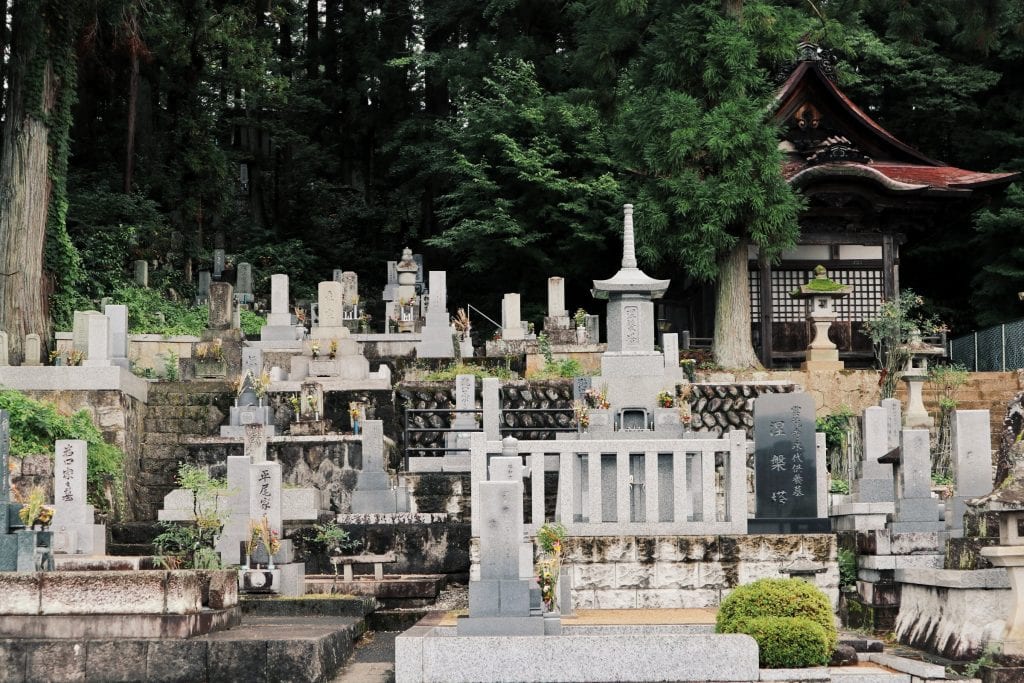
[573,563,616,590]
[86,641,148,682]
[593,589,637,609]
[652,562,697,589]
[615,563,653,589]
[145,640,208,682]
[26,642,86,682]
[207,640,266,681]
[0,573,41,615]
[40,571,168,615]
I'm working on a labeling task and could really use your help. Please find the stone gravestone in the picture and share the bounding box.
[197,270,212,303]
[382,261,398,303]
[0,331,8,366]
[749,392,828,533]
[104,305,130,369]
[82,314,112,367]
[134,260,148,288]
[351,420,409,513]
[459,447,545,636]
[333,269,344,283]
[249,461,283,537]
[1,409,17,568]
[850,406,895,504]
[947,410,994,537]
[73,310,101,357]
[260,274,303,342]
[208,282,234,330]
[213,249,226,279]
[235,262,254,304]
[572,376,592,402]
[415,271,455,358]
[888,429,945,533]
[245,422,268,463]
[23,334,41,366]
[341,272,358,307]
[50,440,106,555]
[501,293,525,341]
[548,277,567,319]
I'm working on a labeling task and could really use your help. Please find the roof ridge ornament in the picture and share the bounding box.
[777,41,838,84]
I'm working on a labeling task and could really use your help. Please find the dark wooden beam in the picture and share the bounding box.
[758,254,773,369]
[882,233,896,299]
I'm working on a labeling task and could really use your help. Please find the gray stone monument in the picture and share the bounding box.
[72,310,101,357]
[50,440,107,556]
[947,410,994,537]
[208,282,234,330]
[249,460,283,537]
[851,406,896,504]
[0,331,8,366]
[134,260,148,288]
[82,314,112,368]
[482,378,501,441]
[351,420,409,513]
[501,293,525,341]
[235,262,254,304]
[382,261,398,304]
[260,274,303,342]
[459,441,545,636]
[197,270,212,303]
[104,304,130,369]
[333,268,344,283]
[750,392,828,532]
[416,270,455,358]
[23,334,41,366]
[213,249,226,279]
[888,429,945,533]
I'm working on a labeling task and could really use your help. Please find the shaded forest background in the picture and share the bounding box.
[1,0,1022,352]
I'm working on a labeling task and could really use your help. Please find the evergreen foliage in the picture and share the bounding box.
[0,389,125,513]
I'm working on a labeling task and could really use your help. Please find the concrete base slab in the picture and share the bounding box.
[396,624,760,682]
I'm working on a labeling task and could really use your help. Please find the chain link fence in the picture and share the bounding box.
[949,318,1024,370]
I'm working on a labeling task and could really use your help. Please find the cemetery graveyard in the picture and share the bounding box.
[1,204,1023,683]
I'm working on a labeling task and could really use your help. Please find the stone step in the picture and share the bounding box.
[241,595,376,619]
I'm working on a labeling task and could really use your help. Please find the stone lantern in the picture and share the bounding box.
[899,329,944,428]
[394,247,419,333]
[791,265,852,372]
[976,476,1024,670]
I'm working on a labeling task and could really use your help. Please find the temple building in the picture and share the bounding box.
[663,44,1019,367]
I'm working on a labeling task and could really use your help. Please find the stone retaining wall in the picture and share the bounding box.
[471,534,839,611]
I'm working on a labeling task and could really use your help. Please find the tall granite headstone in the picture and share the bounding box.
[235,263,254,304]
[260,274,302,342]
[50,440,106,555]
[351,420,409,513]
[82,314,112,367]
[134,260,148,288]
[23,334,41,366]
[208,282,234,330]
[750,392,828,532]
[197,270,212,303]
[947,410,994,537]
[104,305,130,369]
[888,429,944,533]
[213,249,226,279]
[415,270,455,358]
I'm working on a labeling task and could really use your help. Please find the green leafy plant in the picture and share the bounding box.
[163,350,179,381]
[537,332,554,365]
[312,522,357,575]
[152,464,227,570]
[716,578,837,664]
[929,363,969,480]
[829,479,850,495]
[862,290,941,400]
[733,616,831,668]
[573,308,587,328]
[0,389,126,514]
[817,406,854,482]
[838,548,857,590]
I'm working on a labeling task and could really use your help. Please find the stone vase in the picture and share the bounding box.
[575,326,587,344]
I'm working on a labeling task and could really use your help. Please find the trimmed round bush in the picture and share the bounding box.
[733,616,831,668]
[716,578,837,667]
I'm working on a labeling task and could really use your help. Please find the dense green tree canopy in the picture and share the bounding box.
[1,0,1022,347]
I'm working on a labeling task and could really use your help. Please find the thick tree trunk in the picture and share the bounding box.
[305,0,318,79]
[123,51,139,193]
[712,240,761,369]
[0,5,57,364]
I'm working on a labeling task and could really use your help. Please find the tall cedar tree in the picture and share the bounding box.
[0,0,85,362]
[610,0,807,367]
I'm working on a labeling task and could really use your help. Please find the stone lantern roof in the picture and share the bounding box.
[592,205,670,300]
[790,265,853,299]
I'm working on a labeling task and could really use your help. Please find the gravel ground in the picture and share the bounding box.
[425,583,468,611]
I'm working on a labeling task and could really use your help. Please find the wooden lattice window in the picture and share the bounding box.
[750,267,883,323]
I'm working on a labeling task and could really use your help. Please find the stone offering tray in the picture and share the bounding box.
[0,569,240,639]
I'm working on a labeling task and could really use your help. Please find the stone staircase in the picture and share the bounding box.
[132,380,232,521]
[897,371,1020,448]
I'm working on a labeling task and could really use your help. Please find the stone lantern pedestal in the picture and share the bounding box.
[973,473,1024,680]
[791,266,852,372]
[899,330,944,429]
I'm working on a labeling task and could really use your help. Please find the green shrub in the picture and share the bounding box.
[838,548,857,589]
[716,578,837,656]
[0,389,126,513]
[731,615,831,668]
